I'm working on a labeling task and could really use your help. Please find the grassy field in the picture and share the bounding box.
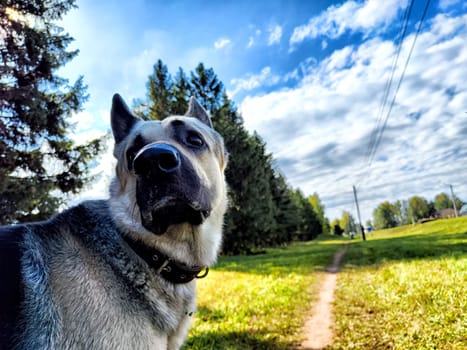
[333,217,467,349]
[184,236,345,349]
[184,217,467,349]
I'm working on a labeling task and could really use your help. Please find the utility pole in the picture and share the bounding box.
[353,185,366,241]
[449,184,459,218]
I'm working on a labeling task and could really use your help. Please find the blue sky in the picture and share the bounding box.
[60,0,467,222]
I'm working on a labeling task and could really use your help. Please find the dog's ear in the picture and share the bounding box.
[111,93,140,143]
[185,97,213,128]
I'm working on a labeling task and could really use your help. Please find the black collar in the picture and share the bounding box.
[123,235,209,284]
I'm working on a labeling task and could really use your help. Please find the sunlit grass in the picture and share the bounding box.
[184,237,345,349]
[184,218,467,349]
[333,217,467,349]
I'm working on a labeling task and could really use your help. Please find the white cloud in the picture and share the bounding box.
[71,136,115,204]
[67,111,114,204]
[268,25,283,45]
[69,110,94,131]
[290,0,408,45]
[214,38,232,49]
[247,27,263,48]
[439,0,461,10]
[242,12,467,221]
[247,36,255,48]
[229,66,280,98]
[284,68,300,82]
[69,110,109,146]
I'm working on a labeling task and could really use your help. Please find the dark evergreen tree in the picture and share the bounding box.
[289,189,321,241]
[146,59,172,120]
[170,67,191,115]
[268,170,299,244]
[190,63,223,113]
[0,0,103,224]
[247,133,277,245]
[212,95,288,253]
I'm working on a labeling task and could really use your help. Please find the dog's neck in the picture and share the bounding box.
[122,234,209,284]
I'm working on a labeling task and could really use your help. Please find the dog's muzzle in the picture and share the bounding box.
[133,143,211,235]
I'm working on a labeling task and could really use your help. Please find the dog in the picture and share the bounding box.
[0,94,228,349]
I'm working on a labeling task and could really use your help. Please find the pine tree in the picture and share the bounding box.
[0,0,103,224]
[213,97,278,253]
[271,177,303,242]
[289,189,321,241]
[170,67,191,115]
[190,63,223,113]
[146,59,172,120]
[213,98,258,254]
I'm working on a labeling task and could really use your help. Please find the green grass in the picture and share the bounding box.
[184,236,345,349]
[333,217,467,349]
[184,218,467,349]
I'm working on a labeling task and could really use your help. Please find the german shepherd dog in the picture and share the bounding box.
[0,95,228,349]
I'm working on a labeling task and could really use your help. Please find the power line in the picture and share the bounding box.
[368,0,431,168]
[365,0,415,167]
[357,0,414,189]
[357,0,431,188]
[363,0,414,169]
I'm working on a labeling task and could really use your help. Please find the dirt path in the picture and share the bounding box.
[300,246,347,350]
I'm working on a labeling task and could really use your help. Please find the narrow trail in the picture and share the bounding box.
[300,245,348,350]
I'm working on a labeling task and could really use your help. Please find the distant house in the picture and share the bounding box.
[434,208,457,219]
[460,205,467,216]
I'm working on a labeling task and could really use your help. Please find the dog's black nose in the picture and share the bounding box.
[134,144,181,175]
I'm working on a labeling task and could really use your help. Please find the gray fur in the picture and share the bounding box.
[19,229,61,349]
[0,94,228,349]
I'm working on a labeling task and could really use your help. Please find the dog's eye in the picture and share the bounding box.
[186,133,204,148]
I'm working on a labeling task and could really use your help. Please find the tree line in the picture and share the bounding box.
[0,1,328,255]
[326,191,465,236]
[371,193,464,230]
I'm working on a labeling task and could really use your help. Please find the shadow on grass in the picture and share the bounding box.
[343,230,467,268]
[184,330,293,350]
[186,307,294,349]
[214,238,346,275]
[196,306,226,322]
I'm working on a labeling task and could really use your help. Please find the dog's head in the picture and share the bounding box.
[108,94,228,254]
